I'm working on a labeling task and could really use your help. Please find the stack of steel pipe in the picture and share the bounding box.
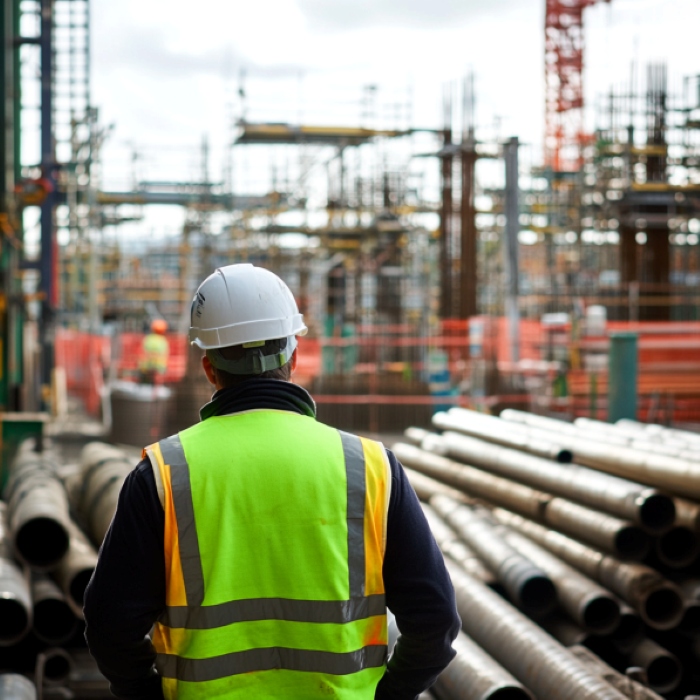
[396,407,700,698]
[78,441,134,546]
[0,440,127,696]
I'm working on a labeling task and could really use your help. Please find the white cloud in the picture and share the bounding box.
[296,0,527,31]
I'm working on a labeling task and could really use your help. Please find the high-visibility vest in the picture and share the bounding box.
[140,333,169,373]
[145,409,391,699]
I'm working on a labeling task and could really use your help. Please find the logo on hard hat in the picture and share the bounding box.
[194,291,206,318]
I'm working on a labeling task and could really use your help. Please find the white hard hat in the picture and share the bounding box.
[189,264,307,351]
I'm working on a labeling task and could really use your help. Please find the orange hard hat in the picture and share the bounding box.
[151,319,168,334]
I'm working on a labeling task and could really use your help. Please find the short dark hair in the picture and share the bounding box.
[209,338,293,388]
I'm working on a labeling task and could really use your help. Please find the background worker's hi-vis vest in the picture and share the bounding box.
[145,409,391,699]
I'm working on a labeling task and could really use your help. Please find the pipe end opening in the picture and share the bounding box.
[69,569,95,608]
[0,599,30,642]
[520,576,557,617]
[34,599,78,644]
[556,449,573,464]
[639,494,676,534]
[490,687,532,700]
[583,597,620,634]
[43,652,71,684]
[656,527,700,568]
[15,518,69,569]
[646,655,681,694]
[615,526,650,561]
[643,587,684,630]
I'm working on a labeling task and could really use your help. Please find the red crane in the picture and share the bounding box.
[544,0,611,172]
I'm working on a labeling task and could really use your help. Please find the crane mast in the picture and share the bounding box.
[544,0,611,172]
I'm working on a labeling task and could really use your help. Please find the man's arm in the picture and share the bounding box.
[83,460,165,700]
[375,449,461,700]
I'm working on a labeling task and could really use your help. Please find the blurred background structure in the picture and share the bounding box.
[0,0,698,435]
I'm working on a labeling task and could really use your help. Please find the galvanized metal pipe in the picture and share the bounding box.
[434,409,573,463]
[31,574,78,645]
[431,631,533,700]
[490,508,684,630]
[0,675,36,700]
[3,445,71,570]
[79,442,133,546]
[395,442,651,559]
[0,504,32,647]
[501,409,700,500]
[53,519,98,618]
[431,496,556,617]
[497,526,620,634]
[445,562,629,700]
[626,638,682,694]
[423,426,675,534]
[422,504,501,591]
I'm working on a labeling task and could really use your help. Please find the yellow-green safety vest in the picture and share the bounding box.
[144,409,391,699]
[141,333,169,373]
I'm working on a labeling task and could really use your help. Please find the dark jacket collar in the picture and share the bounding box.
[199,378,316,422]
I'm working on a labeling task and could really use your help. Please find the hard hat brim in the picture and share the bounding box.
[190,314,307,349]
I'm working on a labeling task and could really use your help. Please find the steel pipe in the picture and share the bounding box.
[626,638,682,694]
[498,527,620,633]
[490,508,684,630]
[395,442,651,559]
[0,504,32,647]
[422,505,501,592]
[431,496,556,617]
[3,445,71,570]
[654,526,700,569]
[501,409,700,500]
[53,519,98,617]
[608,605,644,652]
[616,419,700,450]
[422,426,675,534]
[445,562,629,700]
[434,409,573,463]
[79,442,133,545]
[678,601,700,637]
[0,675,36,700]
[38,647,73,686]
[31,575,78,645]
[431,631,533,700]
[568,645,665,700]
[394,443,549,521]
[674,498,700,533]
[403,427,434,446]
[405,468,473,505]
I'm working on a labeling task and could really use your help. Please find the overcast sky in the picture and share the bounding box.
[88,0,700,235]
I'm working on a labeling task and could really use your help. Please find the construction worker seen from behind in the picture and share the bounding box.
[139,318,170,384]
[84,263,460,699]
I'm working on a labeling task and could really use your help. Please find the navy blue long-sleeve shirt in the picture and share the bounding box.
[83,378,460,699]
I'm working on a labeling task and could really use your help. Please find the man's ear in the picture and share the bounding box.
[202,354,218,387]
[290,349,298,374]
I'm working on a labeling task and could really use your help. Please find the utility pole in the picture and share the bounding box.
[503,137,520,363]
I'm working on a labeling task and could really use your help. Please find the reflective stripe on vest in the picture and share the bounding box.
[146,414,390,695]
